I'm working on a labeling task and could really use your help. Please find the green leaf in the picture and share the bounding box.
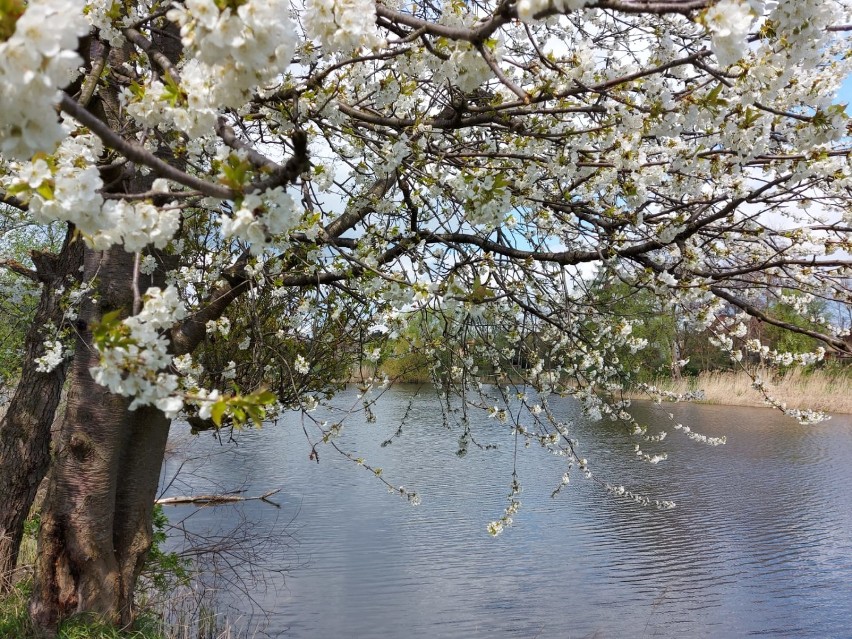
[35,181,54,200]
[0,0,25,42]
[232,406,246,427]
[210,399,227,427]
[254,389,277,404]
[246,404,265,428]
[161,73,186,108]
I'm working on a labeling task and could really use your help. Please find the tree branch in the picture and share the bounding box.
[156,489,281,506]
[0,191,29,212]
[0,259,39,283]
[59,93,235,200]
[710,286,852,354]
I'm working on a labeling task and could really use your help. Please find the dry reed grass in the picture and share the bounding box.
[635,368,852,415]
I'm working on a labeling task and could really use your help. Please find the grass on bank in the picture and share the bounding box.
[1,578,234,639]
[374,351,852,416]
[0,581,169,638]
[634,367,852,415]
[0,507,237,639]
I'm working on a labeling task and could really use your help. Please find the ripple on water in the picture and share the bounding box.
[160,390,852,639]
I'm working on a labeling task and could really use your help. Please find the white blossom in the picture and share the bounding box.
[35,340,64,373]
[303,0,383,52]
[295,354,310,375]
[704,0,755,67]
[0,0,89,158]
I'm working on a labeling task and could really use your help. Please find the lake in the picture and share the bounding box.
[159,385,852,638]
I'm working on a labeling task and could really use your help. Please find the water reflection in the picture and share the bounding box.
[160,387,852,638]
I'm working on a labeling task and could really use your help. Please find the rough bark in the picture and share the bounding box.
[0,228,82,592]
[30,244,175,632]
[30,29,185,628]
[30,358,130,628]
[30,391,170,630]
[27,243,176,632]
[112,406,171,626]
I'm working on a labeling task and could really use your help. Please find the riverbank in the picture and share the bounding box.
[365,363,852,416]
[0,510,234,639]
[0,575,231,639]
[629,368,852,415]
[0,581,168,639]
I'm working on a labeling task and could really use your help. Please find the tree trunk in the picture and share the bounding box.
[0,228,82,592]
[670,338,683,380]
[28,23,185,633]
[113,406,171,625]
[29,246,171,632]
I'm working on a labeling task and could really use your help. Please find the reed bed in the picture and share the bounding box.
[635,368,852,415]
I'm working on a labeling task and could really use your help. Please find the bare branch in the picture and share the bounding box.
[0,259,39,283]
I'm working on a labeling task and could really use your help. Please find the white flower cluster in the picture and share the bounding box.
[124,0,297,137]
[172,352,203,388]
[448,171,512,228]
[8,144,181,251]
[750,377,831,425]
[515,0,590,23]
[84,0,125,47]
[35,340,64,373]
[170,0,296,104]
[743,339,826,367]
[84,0,154,47]
[62,284,92,322]
[446,45,493,94]
[635,383,706,404]
[90,286,187,417]
[294,354,310,375]
[487,478,522,537]
[704,0,755,67]
[672,423,726,446]
[626,336,649,354]
[5,133,106,235]
[634,444,667,464]
[194,388,222,420]
[92,200,181,252]
[605,484,676,510]
[205,316,231,337]
[0,0,89,159]
[139,255,158,275]
[782,408,830,426]
[219,186,300,253]
[121,67,216,140]
[657,271,679,287]
[303,0,383,52]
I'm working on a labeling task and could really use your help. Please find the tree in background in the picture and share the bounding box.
[755,290,830,358]
[0,212,66,394]
[0,0,851,632]
[0,210,81,593]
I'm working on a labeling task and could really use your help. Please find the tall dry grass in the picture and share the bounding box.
[636,368,852,415]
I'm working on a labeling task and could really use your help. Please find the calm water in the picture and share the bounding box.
[160,386,852,638]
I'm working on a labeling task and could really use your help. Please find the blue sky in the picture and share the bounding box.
[839,75,852,112]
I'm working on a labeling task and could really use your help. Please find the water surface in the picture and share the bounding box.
[160,386,852,638]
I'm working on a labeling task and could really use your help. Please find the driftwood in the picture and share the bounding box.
[156,488,281,507]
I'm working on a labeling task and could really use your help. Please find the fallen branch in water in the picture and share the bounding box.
[156,489,281,507]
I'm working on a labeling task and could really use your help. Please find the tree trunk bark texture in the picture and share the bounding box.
[27,28,184,633]
[0,229,82,592]
[29,246,171,632]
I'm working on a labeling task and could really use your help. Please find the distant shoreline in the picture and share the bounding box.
[3,367,848,423]
[362,365,852,416]
[626,368,852,415]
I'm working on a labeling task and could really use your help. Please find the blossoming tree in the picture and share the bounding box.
[1,0,851,631]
